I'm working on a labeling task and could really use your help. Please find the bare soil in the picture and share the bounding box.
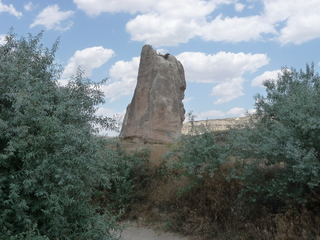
[120,222,189,240]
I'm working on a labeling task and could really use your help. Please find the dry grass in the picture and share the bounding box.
[105,139,320,240]
[130,167,320,239]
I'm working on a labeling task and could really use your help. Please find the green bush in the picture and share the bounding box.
[103,144,150,211]
[228,63,320,206]
[0,31,120,239]
[169,114,226,194]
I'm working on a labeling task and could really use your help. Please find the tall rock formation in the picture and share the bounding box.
[120,45,186,143]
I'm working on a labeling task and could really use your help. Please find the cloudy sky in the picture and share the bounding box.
[1,0,320,136]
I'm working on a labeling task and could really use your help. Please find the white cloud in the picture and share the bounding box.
[74,0,320,46]
[251,69,282,87]
[0,34,6,45]
[0,1,22,18]
[62,46,115,78]
[95,107,125,137]
[73,0,218,16]
[235,3,245,12]
[74,0,232,46]
[156,48,168,54]
[109,57,140,80]
[102,79,136,103]
[57,78,69,87]
[207,0,320,44]
[211,77,245,104]
[126,13,200,47]
[176,51,269,83]
[125,0,219,47]
[196,107,246,120]
[247,108,256,115]
[197,110,226,120]
[24,2,36,11]
[73,0,150,15]
[264,0,320,45]
[183,97,194,103]
[176,51,269,104]
[278,14,320,45]
[226,107,246,116]
[102,57,140,102]
[201,15,276,42]
[30,4,74,31]
[96,107,124,117]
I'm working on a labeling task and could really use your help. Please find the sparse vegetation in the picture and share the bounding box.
[157,52,170,60]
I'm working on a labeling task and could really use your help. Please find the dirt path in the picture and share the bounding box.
[120,222,189,240]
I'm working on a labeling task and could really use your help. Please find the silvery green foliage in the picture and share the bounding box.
[0,31,120,239]
[169,112,226,194]
[105,145,150,210]
[228,63,320,205]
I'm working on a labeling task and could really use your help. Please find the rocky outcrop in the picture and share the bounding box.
[181,116,251,135]
[120,45,186,143]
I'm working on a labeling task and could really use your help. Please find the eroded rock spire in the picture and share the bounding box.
[120,45,186,143]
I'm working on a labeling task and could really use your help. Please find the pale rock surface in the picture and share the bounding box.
[120,45,186,143]
[181,116,251,135]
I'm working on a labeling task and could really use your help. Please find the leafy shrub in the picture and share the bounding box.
[98,144,151,212]
[228,63,320,206]
[0,31,120,239]
[168,114,227,194]
[2,225,49,240]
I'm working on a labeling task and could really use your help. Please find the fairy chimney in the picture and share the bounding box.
[119,45,186,143]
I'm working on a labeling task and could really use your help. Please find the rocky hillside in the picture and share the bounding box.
[181,116,250,135]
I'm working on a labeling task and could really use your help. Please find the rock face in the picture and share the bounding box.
[120,45,186,143]
[181,116,251,135]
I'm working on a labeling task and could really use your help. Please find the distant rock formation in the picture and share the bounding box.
[181,116,251,135]
[120,45,186,143]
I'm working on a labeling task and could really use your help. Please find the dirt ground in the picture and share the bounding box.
[120,222,189,240]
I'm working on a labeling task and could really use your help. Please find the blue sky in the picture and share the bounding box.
[1,0,320,136]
